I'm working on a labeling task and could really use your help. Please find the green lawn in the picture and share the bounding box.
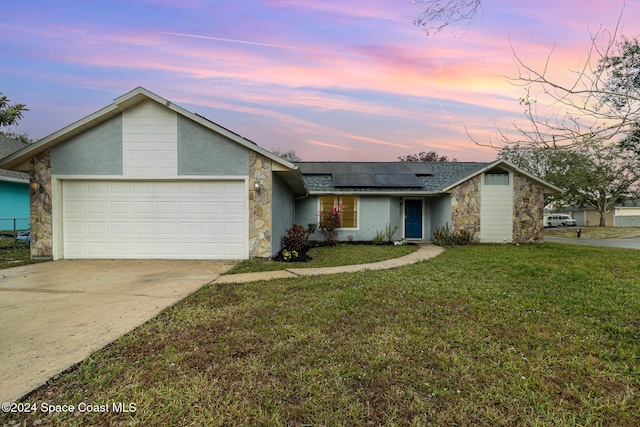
[2,243,639,426]
[0,240,35,269]
[225,243,418,274]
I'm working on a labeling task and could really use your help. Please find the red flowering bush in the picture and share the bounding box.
[319,205,343,243]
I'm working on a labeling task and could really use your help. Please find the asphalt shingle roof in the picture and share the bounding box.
[296,162,491,193]
[0,135,29,182]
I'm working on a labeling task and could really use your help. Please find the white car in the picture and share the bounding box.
[545,214,577,227]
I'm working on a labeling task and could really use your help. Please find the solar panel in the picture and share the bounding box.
[333,173,377,187]
[375,173,423,187]
[369,163,393,173]
[388,163,412,173]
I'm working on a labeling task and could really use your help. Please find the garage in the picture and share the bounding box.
[62,180,248,259]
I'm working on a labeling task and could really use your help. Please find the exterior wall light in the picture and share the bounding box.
[30,180,44,193]
[254,181,261,192]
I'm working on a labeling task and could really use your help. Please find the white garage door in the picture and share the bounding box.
[62,180,247,259]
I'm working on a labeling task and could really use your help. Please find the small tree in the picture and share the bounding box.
[318,205,343,244]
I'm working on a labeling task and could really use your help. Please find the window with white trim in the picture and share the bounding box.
[319,195,358,228]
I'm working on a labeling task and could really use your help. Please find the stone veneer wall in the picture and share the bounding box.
[29,150,53,259]
[513,173,545,243]
[449,175,481,242]
[248,152,272,258]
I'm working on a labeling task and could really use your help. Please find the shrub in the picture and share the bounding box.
[319,205,343,243]
[372,229,386,245]
[281,224,312,255]
[433,223,473,246]
[385,224,400,242]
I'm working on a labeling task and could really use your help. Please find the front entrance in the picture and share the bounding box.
[404,199,423,239]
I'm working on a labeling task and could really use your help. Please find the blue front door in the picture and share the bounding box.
[405,199,423,239]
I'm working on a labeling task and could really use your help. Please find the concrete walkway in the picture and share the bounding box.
[214,243,444,284]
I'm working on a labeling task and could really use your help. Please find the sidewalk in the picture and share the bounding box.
[214,243,444,284]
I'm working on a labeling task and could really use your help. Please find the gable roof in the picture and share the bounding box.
[297,160,560,195]
[0,87,302,170]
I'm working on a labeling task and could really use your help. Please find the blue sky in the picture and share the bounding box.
[1,0,638,161]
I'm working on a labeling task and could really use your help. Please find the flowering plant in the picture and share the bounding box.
[282,249,298,261]
[319,204,343,243]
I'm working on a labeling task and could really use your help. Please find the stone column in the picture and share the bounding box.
[449,176,481,241]
[248,152,272,258]
[29,150,53,259]
[513,174,545,244]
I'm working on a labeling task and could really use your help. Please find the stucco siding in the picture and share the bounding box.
[271,174,295,256]
[177,116,249,176]
[122,100,177,177]
[51,115,123,175]
[347,196,393,241]
[296,195,402,242]
[430,194,451,239]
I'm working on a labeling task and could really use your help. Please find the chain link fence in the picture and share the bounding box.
[0,218,30,249]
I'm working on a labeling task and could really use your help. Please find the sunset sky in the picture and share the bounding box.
[1,0,638,162]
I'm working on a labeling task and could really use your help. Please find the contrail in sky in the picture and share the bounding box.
[162,31,360,57]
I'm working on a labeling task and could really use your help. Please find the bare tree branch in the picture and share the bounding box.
[413,0,482,35]
[492,5,639,151]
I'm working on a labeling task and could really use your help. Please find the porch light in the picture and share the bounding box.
[254,181,261,192]
[30,180,44,193]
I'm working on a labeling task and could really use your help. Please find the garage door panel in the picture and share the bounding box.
[63,180,247,259]
[87,222,108,234]
[87,182,109,193]
[88,201,108,214]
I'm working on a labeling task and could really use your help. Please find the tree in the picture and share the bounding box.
[493,29,640,151]
[413,0,482,36]
[398,150,457,162]
[619,123,640,157]
[271,148,302,162]
[498,144,554,181]
[499,142,640,226]
[0,130,35,145]
[0,93,28,128]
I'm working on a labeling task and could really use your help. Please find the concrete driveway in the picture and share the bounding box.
[0,259,234,403]
[545,236,640,250]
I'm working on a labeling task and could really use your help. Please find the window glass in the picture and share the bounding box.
[341,196,357,228]
[319,195,358,228]
[485,173,509,185]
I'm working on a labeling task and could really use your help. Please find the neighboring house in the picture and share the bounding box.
[295,161,559,244]
[560,200,640,227]
[614,201,640,227]
[0,87,559,261]
[558,206,613,227]
[0,135,30,230]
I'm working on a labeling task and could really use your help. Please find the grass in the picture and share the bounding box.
[2,243,640,426]
[0,238,36,269]
[225,243,418,274]
[545,226,640,239]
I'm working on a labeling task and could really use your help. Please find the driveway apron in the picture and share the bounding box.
[0,259,234,403]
